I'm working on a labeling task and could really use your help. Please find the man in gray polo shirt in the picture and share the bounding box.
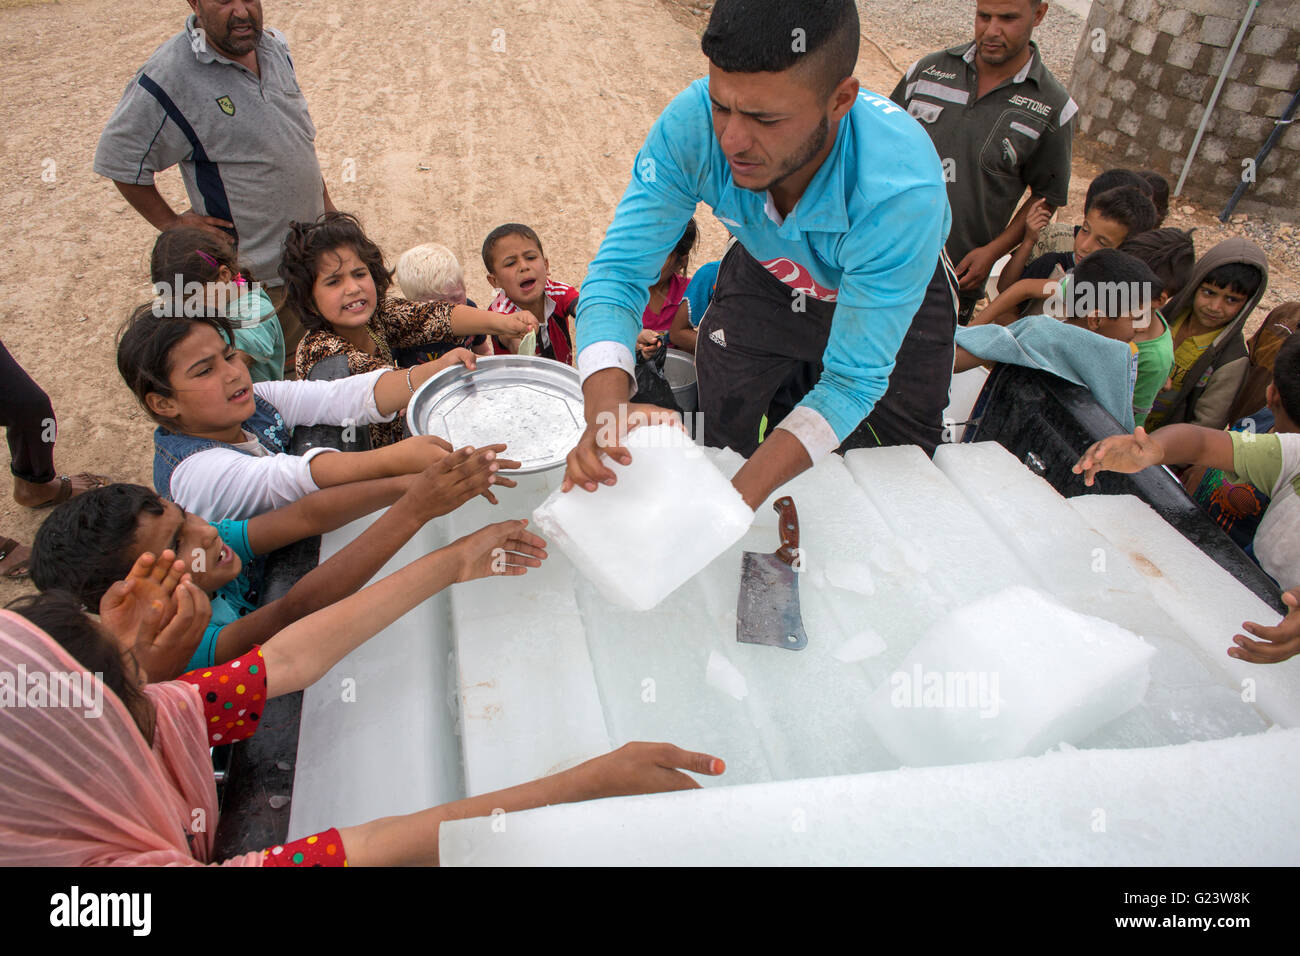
[891,0,1075,323]
[95,1,334,369]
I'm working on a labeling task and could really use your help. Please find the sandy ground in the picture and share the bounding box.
[1,0,1296,608]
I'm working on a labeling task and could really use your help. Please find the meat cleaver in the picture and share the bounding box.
[737,496,807,651]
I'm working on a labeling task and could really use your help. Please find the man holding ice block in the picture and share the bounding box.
[566,0,957,510]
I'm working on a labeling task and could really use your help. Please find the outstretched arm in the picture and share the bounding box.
[1072,424,1235,486]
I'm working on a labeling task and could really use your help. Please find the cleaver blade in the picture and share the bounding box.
[737,496,807,650]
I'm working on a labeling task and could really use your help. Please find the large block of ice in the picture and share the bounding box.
[1071,493,1300,727]
[440,729,1300,866]
[533,424,753,610]
[864,586,1156,766]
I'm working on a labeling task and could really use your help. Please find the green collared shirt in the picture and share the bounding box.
[891,42,1075,267]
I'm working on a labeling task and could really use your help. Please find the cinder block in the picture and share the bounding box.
[1175,73,1210,100]
[1130,25,1159,55]
[1198,135,1229,165]
[1109,46,1131,72]
[1125,0,1155,23]
[1258,59,1299,91]
[1098,128,1120,147]
[1252,0,1300,28]
[1260,151,1282,176]
[1157,126,1185,153]
[1234,114,1272,143]
[1157,9,1190,36]
[1146,92,1171,120]
[1256,177,1285,198]
[1138,58,1164,87]
[1262,91,1293,118]
[1117,110,1143,137]
[1166,39,1200,69]
[1094,95,1115,120]
[1220,81,1260,113]
[1279,123,1300,153]
[1079,113,1093,135]
[1244,25,1287,56]
[1111,77,1138,101]
[1207,46,1245,80]
[1211,165,1239,189]
[1199,15,1238,48]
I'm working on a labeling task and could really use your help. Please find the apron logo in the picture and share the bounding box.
[216,95,235,116]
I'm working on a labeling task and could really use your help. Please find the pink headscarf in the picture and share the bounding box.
[0,610,262,866]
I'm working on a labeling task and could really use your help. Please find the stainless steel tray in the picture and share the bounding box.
[406,356,585,473]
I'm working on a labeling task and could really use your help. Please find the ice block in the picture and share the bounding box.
[533,424,754,610]
[440,728,1300,866]
[863,586,1156,766]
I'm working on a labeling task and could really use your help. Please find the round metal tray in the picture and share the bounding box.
[406,356,584,473]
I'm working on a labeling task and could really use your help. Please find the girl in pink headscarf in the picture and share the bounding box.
[0,520,725,867]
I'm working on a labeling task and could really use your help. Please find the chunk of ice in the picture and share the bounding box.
[833,628,887,663]
[440,729,1300,866]
[864,586,1156,766]
[533,425,754,610]
[705,651,749,700]
[824,560,875,595]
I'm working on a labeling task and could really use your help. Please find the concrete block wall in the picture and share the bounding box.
[1070,0,1299,220]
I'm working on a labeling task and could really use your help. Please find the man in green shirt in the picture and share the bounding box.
[891,0,1075,323]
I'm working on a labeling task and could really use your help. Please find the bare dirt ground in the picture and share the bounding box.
[2,0,1296,607]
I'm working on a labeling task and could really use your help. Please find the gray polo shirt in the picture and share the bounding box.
[94,16,324,286]
[890,42,1075,272]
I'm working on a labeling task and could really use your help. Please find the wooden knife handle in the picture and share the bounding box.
[774,496,800,565]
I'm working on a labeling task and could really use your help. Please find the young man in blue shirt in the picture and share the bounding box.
[565,0,958,510]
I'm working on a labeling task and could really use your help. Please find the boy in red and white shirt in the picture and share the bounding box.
[482,223,579,364]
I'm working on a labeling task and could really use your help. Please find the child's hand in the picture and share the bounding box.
[99,551,212,681]
[1230,588,1300,664]
[1072,427,1164,486]
[1024,198,1053,243]
[489,312,534,339]
[425,348,476,377]
[636,329,665,359]
[98,550,187,645]
[407,444,522,518]
[388,435,454,475]
[451,519,548,583]
[566,742,725,801]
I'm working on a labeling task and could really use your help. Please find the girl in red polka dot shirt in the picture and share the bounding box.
[0,519,723,866]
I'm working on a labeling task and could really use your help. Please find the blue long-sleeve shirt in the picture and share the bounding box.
[576,78,951,460]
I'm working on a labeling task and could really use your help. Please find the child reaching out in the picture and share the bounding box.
[150,226,286,384]
[987,186,1158,311]
[0,522,726,866]
[482,223,580,363]
[636,219,698,358]
[116,309,509,520]
[32,446,515,677]
[284,214,532,446]
[394,242,494,360]
[1074,421,1300,602]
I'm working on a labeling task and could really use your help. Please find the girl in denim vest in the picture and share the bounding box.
[117,308,498,521]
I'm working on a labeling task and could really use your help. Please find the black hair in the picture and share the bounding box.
[1136,170,1169,226]
[1202,262,1263,299]
[1119,227,1196,296]
[1069,248,1160,319]
[702,0,860,98]
[1273,332,1300,426]
[482,223,544,274]
[1088,187,1158,241]
[30,484,166,609]
[1084,168,1151,211]
[5,590,155,742]
[150,225,253,292]
[279,212,393,332]
[116,304,235,427]
[667,218,700,277]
